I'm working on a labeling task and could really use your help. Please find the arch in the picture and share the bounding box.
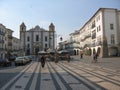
[74,50,76,55]
[77,50,79,55]
[97,47,101,56]
[88,48,92,56]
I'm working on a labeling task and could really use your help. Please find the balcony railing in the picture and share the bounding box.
[81,34,91,42]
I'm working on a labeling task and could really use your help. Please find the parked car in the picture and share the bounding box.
[25,56,33,62]
[23,56,32,63]
[0,58,11,67]
[15,57,27,66]
[9,55,16,61]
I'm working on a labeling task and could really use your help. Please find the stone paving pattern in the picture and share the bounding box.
[0,56,120,90]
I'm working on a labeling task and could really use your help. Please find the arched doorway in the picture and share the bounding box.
[74,50,76,55]
[88,48,92,56]
[77,50,79,55]
[97,47,101,56]
[35,48,39,55]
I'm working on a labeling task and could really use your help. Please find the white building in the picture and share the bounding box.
[5,29,13,52]
[0,24,14,59]
[67,8,120,57]
[20,22,55,55]
[68,31,80,55]
[0,24,6,59]
[12,37,20,56]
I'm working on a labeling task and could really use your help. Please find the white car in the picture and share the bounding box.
[15,57,27,66]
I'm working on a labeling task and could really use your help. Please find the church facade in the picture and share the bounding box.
[20,22,55,55]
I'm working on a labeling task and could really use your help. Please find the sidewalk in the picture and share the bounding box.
[72,55,120,71]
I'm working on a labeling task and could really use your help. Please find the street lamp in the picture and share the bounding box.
[55,35,63,63]
[60,36,63,42]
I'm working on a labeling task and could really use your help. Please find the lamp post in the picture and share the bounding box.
[55,34,63,63]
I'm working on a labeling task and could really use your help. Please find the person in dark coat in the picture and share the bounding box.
[41,55,46,68]
[93,53,98,63]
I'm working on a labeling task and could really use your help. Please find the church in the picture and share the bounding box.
[20,22,55,55]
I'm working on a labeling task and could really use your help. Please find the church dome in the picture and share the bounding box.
[35,25,40,29]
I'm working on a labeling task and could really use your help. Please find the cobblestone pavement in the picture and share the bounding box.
[72,55,120,71]
[0,57,120,90]
[0,64,28,89]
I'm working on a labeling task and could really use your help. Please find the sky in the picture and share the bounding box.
[0,0,120,42]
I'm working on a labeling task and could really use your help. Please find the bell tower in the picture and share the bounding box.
[20,22,26,32]
[20,22,26,55]
[49,23,55,49]
[20,22,26,39]
[49,23,55,32]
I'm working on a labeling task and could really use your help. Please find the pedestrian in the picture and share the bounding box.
[93,53,98,63]
[80,51,83,59]
[55,54,58,63]
[95,53,98,63]
[66,54,70,62]
[41,55,46,68]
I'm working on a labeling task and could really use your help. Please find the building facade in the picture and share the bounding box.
[66,8,120,57]
[0,24,6,59]
[12,37,21,56]
[0,24,18,59]
[20,22,55,55]
[5,29,13,52]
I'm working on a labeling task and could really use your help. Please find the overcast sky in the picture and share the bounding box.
[0,0,120,42]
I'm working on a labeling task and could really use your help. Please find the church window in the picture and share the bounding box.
[45,36,47,41]
[27,36,30,41]
[36,35,39,41]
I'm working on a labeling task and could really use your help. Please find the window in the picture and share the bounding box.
[91,20,96,29]
[45,36,47,42]
[45,43,47,48]
[97,27,99,32]
[99,25,101,31]
[111,34,115,44]
[110,24,114,30]
[27,36,30,41]
[36,35,39,41]
[27,44,30,48]
[97,25,101,32]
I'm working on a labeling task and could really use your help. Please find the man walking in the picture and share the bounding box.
[41,55,46,68]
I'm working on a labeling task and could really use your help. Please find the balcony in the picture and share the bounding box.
[91,21,96,29]
[81,34,91,42]
[96,41,102,46]
[92,33,96,39]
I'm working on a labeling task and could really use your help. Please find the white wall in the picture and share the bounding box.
[104,9,117,45]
